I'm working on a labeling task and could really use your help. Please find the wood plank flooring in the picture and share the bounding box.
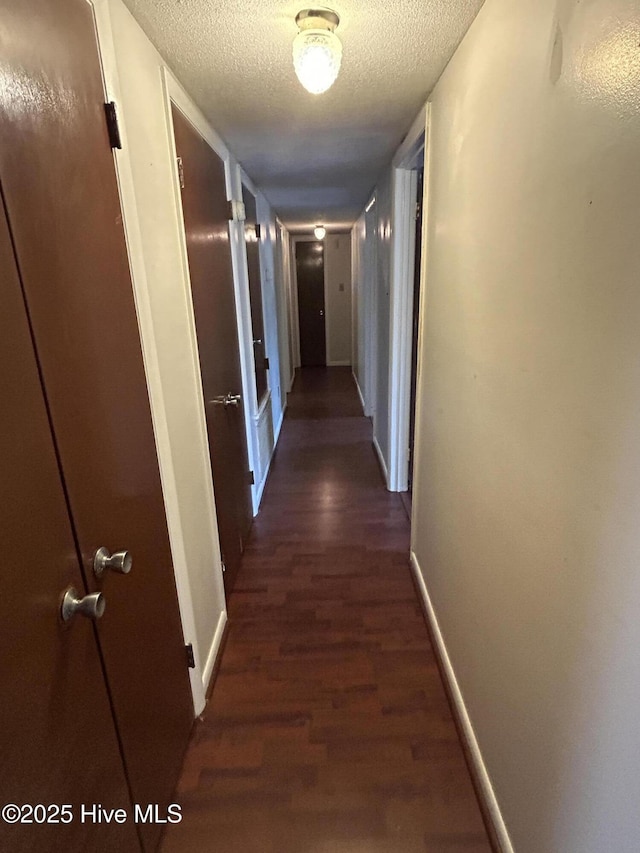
[161,367,491,853]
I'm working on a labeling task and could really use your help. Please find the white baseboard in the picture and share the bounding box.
[274,400,287,444]
[327,359,351,366]
[373,434,389,488]
[255,433,276,508]
[409,551,514,853]
[288,371,296,392]
[255,467,269,509]
[199,609,228,715]
[352,370,366,414]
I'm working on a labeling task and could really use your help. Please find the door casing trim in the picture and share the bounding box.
[91,0,209,714]
[387,104,428,492]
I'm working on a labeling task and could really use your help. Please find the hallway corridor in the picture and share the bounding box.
[162,368,490,852]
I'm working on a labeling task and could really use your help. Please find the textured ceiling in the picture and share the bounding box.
[122,0,484,232]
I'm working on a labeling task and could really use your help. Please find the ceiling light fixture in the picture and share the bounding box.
[293,8,342,95]
[314,225,326,240]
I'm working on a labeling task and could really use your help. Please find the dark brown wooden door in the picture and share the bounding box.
[242,187,269,403]
[296,241,327,366]
[0,3,193,848]
[0,190,139,853]
[171,105,253,594]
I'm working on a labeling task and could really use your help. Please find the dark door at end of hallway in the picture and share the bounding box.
[296,240,326,367]
[171,104,253,595]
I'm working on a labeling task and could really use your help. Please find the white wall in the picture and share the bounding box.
[352,202,379,419]
[351,184,392,484]
[99,0,290,712]
[275,221,294,393]
[412,0,640,850]
[324,233,352,366]
[373,173,392,475]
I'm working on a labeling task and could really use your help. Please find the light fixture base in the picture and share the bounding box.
[295,8,340,32]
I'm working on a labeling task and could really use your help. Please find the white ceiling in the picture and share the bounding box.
[122,0,484,232]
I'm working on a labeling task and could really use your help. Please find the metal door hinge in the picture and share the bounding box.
[185,643,196,669]
[255,223,261,240]
[264,357,270,370]
[228,200,246,221]
[176,156,185,189]
[248,470,255,485]
[104,101,122,150]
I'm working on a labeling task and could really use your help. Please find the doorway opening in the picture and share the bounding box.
[388,107,428,502]
[243,184,270,405]
[407,166,424,495]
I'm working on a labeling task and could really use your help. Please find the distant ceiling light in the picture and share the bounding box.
[314,225,326,239]
[293,8,342,95]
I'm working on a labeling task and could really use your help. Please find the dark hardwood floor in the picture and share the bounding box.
[161,367,491,853]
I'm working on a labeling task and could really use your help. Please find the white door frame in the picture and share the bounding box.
[90,0,231,714]
[387,105,429,492]
[363,194,377,418]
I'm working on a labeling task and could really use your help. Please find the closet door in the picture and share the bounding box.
[0,191,139,853]
[0,2,193,848]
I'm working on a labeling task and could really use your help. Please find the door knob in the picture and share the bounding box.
[209,393,241,408]
[253,338,262,345]
[94,547,132,578]
[61,587,106,622]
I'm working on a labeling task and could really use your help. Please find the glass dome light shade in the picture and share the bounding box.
[293,29,342,95]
